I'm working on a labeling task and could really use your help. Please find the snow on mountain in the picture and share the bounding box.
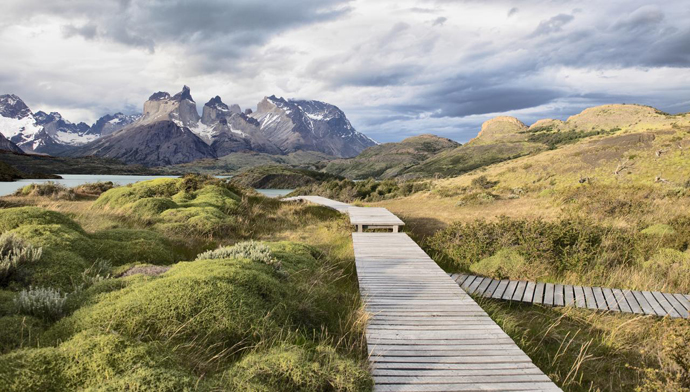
[251,95,377,158]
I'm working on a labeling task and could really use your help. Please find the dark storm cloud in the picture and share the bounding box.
[432,17,447,26]
[529,14,575,37]
[3,0,351,55]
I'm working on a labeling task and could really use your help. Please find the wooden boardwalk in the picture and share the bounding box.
[286,196,561,391]
[285,196,404,232]
[452,274,690,319]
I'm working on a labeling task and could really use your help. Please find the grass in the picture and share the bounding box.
[481,298,690,391]
[0,174,371,391]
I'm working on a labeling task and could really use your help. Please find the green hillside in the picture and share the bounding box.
[323,134,459,179]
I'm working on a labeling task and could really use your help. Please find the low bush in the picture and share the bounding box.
[290,178,431,203]
[14,286,68,321]
[0,233,42,286]
[14,182,75,200]
[470,248,548,280]
[220,344,372,391]
[196,241,278,267]
[425,216,690,290]
[72,181,114,196]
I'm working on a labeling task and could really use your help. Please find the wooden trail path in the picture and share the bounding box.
[286,196,561,392]
[452,274,690,319]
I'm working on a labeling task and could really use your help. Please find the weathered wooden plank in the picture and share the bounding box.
[533,282,545,304]
[564,285,575,307]
[467,276,485,294]
[543,283,555,306]
[602,288,620,312]
[492,280,509,299]
[583,286,598,310]
[592,287,608,311]
[502,280,519,301]
[652,291,681,318]
[522,281,537,303]
[573,286,586,308]
[623,290,643,314]
[483,279,500,298]
[663,293,689,319]
[475,276,493,297]
[673,294,690,312]
[612,289,632,313]
[642,291,667,316]
[460,275,476,291]
[553,284,564,307]
[512,281,527,301]
[632,291,656,315]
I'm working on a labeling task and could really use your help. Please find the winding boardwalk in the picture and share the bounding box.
[286,196,561,391]
[452,274,690,319]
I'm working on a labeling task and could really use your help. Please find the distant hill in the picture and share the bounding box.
[323,134,460,179]
[0,150,158,176]
[230,165,343,189]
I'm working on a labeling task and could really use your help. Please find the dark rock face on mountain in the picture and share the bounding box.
[2,86,377,165]
[198,95,281,155]
[250,96,376,158]
[0,132,23,153]
[34,111,93,142]
[73,121,214,166]
[0,94,32,119]
[89,113,140,136]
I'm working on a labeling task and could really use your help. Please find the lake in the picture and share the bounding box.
[0,174,294,198]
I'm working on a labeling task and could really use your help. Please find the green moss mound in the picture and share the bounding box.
[220,344,372,391]
[47,258,294,362]
[1,207,178,290]
[470,248,546,280]
[0,331,195,392]
[641,224,676,236]
[0,207,82,233]
[0,315,45,354]
[93,177,242,238]
[129,197,178,217]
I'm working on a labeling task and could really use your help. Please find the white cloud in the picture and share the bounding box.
[1,0,689,142]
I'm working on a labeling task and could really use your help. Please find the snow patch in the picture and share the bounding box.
[0,115,42,139]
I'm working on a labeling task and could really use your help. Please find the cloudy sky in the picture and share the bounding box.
[1,0,689,143]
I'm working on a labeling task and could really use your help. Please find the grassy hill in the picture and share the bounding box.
[323,134,459,179]
[0,175,371,391]
[161,150,334,175]
[359,105,690,391]
[230,165,343,189]
[0,150,157,176]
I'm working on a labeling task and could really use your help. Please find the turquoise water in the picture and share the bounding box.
[0,174,293,198]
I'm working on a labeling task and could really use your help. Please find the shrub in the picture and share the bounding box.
[47,258,294,367]
[78,259,112,289]
[14,182,75,200]
[0,233,42,286]
[641,224,676,236]
[72,181,114,196]
[14,286,68,321]
[220,344,372,391]
[470,248,548,280]
[642,248,690,289]
[196,241,281,271]
[471,175,499,189]
[0,331,196,392]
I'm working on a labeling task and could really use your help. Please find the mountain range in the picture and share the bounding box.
[0,87,377,166]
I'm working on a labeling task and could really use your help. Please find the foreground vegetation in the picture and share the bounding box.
[0,175,371,391]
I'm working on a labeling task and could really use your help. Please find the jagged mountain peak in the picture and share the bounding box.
[148,91,171,101]
[172,85,194,102]
[251,95,376,158]
[0,94,33,119]
[206,96,228,110]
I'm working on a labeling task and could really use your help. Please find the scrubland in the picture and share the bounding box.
[0,175,371,391]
